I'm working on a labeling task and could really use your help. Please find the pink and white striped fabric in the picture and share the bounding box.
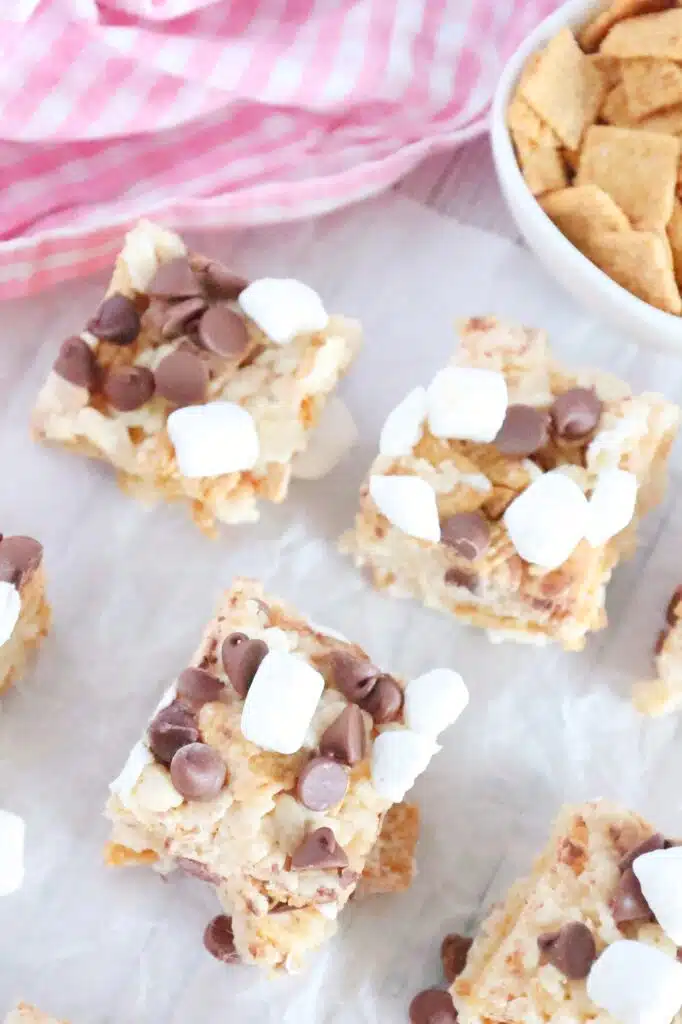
[0,0,560,300]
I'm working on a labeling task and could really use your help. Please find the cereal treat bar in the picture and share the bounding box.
[32,222,361,535]
[0,536,49,695]
[105,578,466,972]
[634,584,682,715]
[453,801,682,1024]
[4,1008,66,1024]
[341,317,679,651]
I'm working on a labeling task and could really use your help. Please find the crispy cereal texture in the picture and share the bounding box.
[668,198,682,288]
[580,0,676,51]
[355,802,420,897]
[600,7,682,59]
[634,583,682,714]
[582,228,682,312]
[507,95,560,147]
[540,185,631,247]
[516,142,568,197]
[519,28,605,149]
[621,56,682,117]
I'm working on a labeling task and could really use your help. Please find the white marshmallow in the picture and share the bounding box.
[404,669,469,738]
[503,470,589,570]
[133,763,184,813]
[167,402,260,479]
[427,367,508,442]
[633,847,682,945]
[241,651,324,754]
[238,278,329,345]
[0,581,20,648]
[587,940,682,1024]
[585,468,638,547]
[369,474,440,543]
[0,810,25,896]
[109,742,155,810]
[371,729,439,802]
[379,387,428,457]
[291,397,358,480]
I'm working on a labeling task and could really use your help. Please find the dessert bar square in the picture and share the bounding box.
[453,801,682,1024]
[634,584,682,715]
[105,578,466,972]
[32,222,361,535]
[0,536,49,695]
[341,316,679,651]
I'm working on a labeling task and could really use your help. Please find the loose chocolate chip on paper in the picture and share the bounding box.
[494,404,549,456]
[154,348,208,406]
[103,365,155,411]
[319,705,367,765]
[221,634,268,697]
[667,587,682,625]
[88,294,141,345]
[290,827,349,871]
[441,933,473,985]
[537,921,596,979]
[444,566,479,593]
[359,674,403,723]
[53,336,98,389]
[409,988,457,1024]
[297,756,349,811]
[550,388,602,440]
[148,702,200,765]
[177,667,225,706]
[441,512,490,561]
[329,651,378,703]
[203,914,240,964]
[619,833,667,873]
[148,257,202,299]
[198,304,251,359]
[0,536,43,585]
[160,296,208,339]
[170,742,227,801]
[611,867,655,924]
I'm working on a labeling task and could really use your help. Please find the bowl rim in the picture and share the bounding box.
[490,0,682,338]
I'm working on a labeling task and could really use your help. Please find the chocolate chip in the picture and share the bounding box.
[319,705,367,765]
[537,922,596,980]
[619,833,667,873]
[611,867,654,924]
[197,304,250,359]
[88,294,141,345]
[339,868,359,888]
[53,336,98,389]
[177,667,225,706]
[444,566,479,592]
[197,259,249,300]
[409,988,457,1024]
[160,297,208,339]
[441,512,490,560]
[176,857,222,885]
[203,914,240,964]
[655,628,670,656]
[494,404,549,456]
[148,702,200,765]
[290,827,349,871]
[550,388,602,440]
[170,742,227,800]
[102,365,155,411]
[221,634,268,697]
[359,674,403,723]
[297,757,349,811]
[667,587,682,625]
[148,257,202,299]
[0,536,43,585]
[328,651,378,703]
[441,933,473,985]
[154,348,208,406]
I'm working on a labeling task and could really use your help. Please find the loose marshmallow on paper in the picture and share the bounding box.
[427,367,508,443]
[633,847,682,946]
[585,468,638,547]
[504,471,589,570]
[371,730,440,802]
[292,398,358,480]
[239,278,329,345]
[369,475,440,543]
[241,651,325,754]
[167,402,260,478]
[379,387,427,457]
[404,669,469,738]
[0,809,25,896]
[587,940,682,1024]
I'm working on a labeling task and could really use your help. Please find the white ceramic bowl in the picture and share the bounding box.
[491,0,682,352]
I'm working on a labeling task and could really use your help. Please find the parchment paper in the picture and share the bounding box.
[2,194,682,1023]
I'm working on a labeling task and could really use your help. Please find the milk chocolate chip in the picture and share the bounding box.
[441,933,473,985]
[148,257,202,299]
[441,512,490,560]
[359,674,403,723]
[319,705,366,765]
[88,294,141,345]
[203,914,240,964]
[177,667,225,706]
[154,348,208,406]
[494,404,549,456]
[409,989,457,1024]
[290,827,349,870]
[148,702,199,765]
[53,336,98,389]
[221,633,268,697]
[537,921,596,979]
[103,366,155,411]
[197,304,250,359]
[328,651,378,703]
[297,757,349,811]
[550,388,602,440]
[170,742,227,801]
[0,536,43,585]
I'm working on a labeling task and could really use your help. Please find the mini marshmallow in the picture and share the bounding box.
[587,940,682,1024]
[585,468,638,547]
[109,742,154,810]
[371,729,439,802]
[404,669,469,738]
[291,397,358,480]
[133,763,184,813]
[369,474,440,543]
[503,470,589,570]
[0,581,20,648]
[0,810,25,896]
[427,367,508,443]
[633,847,682,945]
[379,387,428,457]
[241,651,324,754]
[167,401,260,478]
[239,278,329,345]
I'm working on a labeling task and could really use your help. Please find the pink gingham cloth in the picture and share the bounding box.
[0,0,560,300]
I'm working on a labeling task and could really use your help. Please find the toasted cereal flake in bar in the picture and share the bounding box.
[341,317,679,652]
[32,221,361,536]
[105,578,466,972]
[0,536,50,696]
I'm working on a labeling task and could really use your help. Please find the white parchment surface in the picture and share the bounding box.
[2,194,682,1023]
